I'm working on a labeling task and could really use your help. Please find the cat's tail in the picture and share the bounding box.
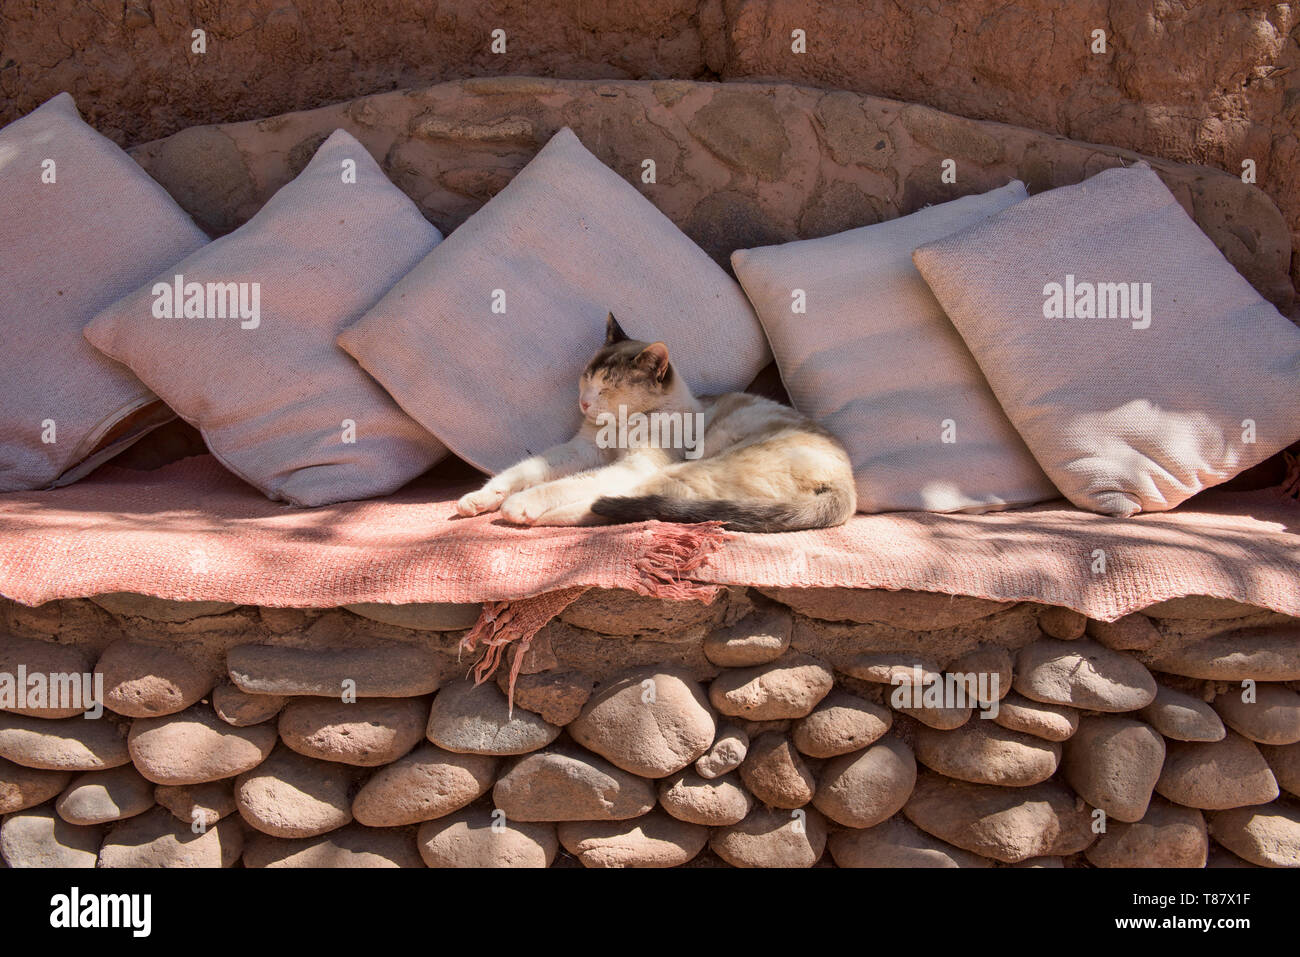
[592,428,857,533]
[590,491,853,533]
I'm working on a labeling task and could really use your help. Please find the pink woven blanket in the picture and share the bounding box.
[1,456,1297,622]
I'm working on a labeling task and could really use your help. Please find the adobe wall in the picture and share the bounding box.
[2,588,1297,867]
[123,77,1296,311]
[4,1,1297,290]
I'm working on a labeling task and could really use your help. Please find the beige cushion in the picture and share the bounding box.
[0,93,208,492]
[733,181,1058,513]
[914,163,1300,516]
[338,126,771,474]
[86,129,446,506]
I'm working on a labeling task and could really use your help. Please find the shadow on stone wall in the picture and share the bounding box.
[4,1,1298,288]
[126,78,1297,310]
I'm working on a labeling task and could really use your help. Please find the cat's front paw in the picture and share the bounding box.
[499,488,550,526]
[456,486,506,517]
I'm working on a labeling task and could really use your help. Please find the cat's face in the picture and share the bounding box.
[578,313,673,422]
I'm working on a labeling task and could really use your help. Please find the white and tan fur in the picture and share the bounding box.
[456,314,856,532]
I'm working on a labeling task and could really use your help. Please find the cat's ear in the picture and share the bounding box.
[637,342,671,382]
[604,312,628,345]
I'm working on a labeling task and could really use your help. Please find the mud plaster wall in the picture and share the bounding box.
[2,589,1298,867]
[123,77,1296,313]
[3,1,1299,291]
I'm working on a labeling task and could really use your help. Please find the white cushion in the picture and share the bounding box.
[338,127,771,473]
[86,129,446,506]
[733,181,1059,513]
[0,93,208,491]
[914,163,1300,516]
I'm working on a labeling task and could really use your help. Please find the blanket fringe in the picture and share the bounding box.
[459,521,730,711]
[633,520,728,601]
[459,585,589,715]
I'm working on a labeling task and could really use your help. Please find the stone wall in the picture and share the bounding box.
[125,78,1296,311]
[2,588,1298,867]
[4,1,1298,291]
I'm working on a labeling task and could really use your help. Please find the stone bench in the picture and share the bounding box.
[2,77,1297,868]
[2,587,1297,867]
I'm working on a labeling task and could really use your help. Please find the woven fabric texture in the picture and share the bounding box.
[0,93,208,492]
[338,126,772,474]
[914,163,1300,517]
[1,455,1296,621]
[85,129,446,506]
[733,181,1058,513]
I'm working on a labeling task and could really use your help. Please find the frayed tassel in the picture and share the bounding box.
[633,520,728,601]
[459,585,589,714]
[458,521,729,712]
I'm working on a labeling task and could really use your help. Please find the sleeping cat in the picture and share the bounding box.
[456,314,856,532]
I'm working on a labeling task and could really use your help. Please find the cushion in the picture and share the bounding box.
[85,129,446,506]
[913,163,1300,516]
[0,93,209,492]
[732,181,1059,513]
[338,126,771,474]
